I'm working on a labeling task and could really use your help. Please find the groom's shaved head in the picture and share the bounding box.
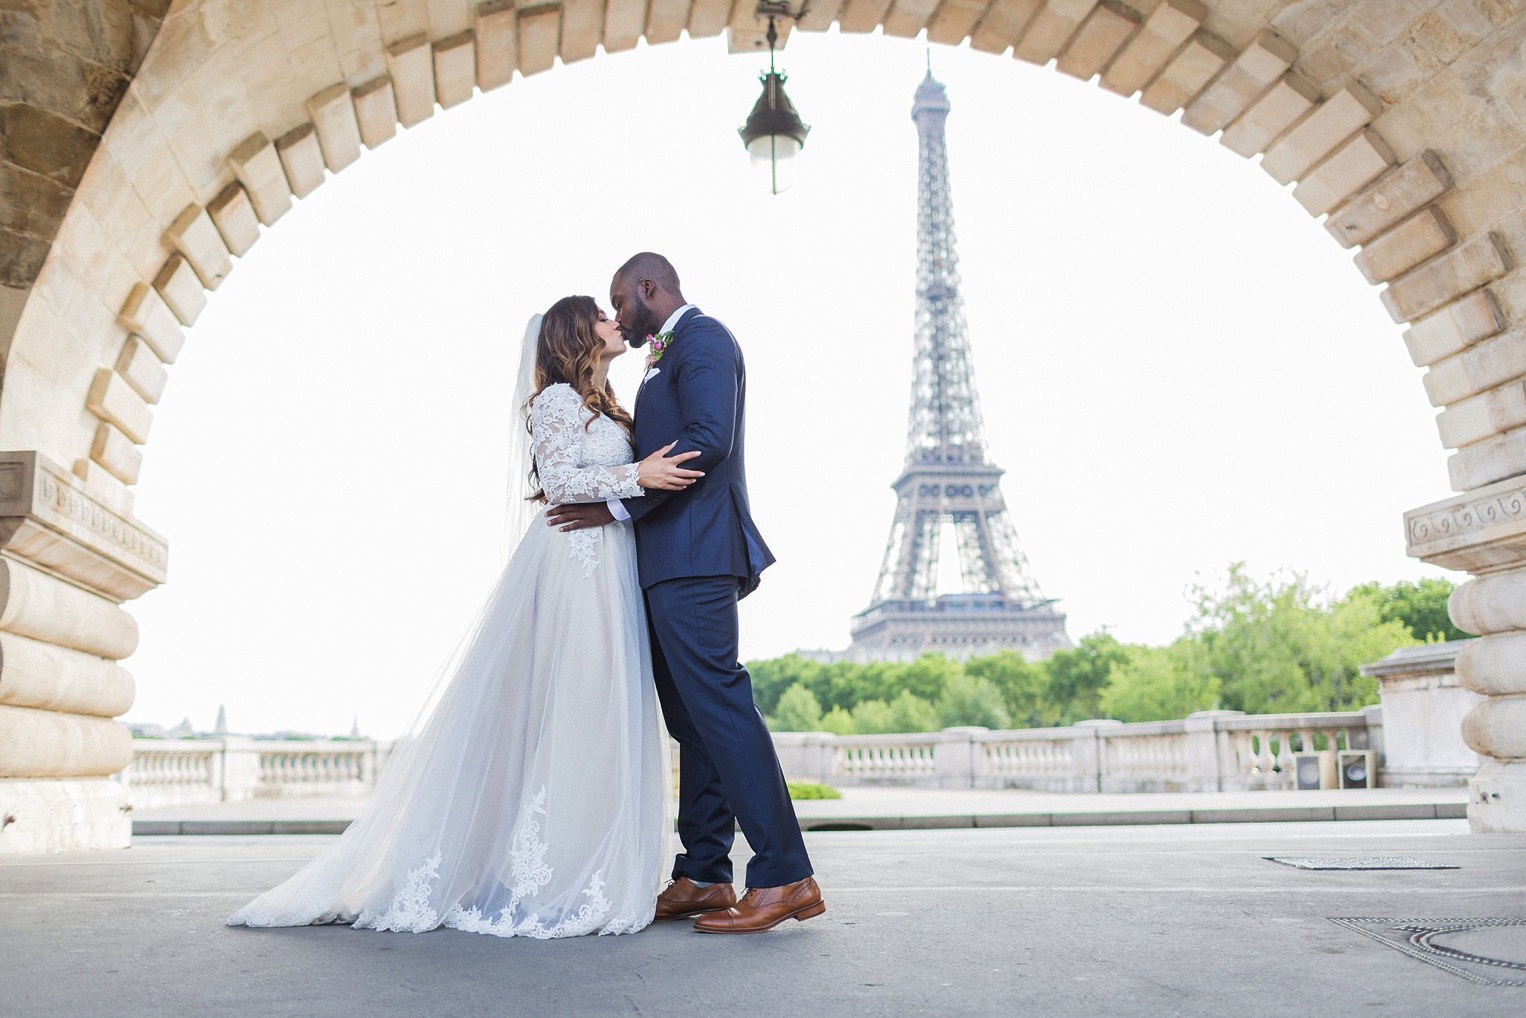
[615,252,682,298]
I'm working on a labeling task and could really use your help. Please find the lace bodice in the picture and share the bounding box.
[530,383,641,505]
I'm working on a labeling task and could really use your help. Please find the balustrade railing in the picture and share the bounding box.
[120,737,391,807]
[123,707,1392,807]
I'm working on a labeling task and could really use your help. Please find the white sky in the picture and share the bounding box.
[122,29,1454,738]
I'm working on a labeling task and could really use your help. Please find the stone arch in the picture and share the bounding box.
[3,0,1526,850]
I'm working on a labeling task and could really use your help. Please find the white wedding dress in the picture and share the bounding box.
[228,382,668,938]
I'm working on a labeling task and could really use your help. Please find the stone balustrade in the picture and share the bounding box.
[127,683,1483,806]
[775,708,1384,793]
[121,737,392,809]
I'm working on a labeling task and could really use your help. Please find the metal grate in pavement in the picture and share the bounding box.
[1329,917,1526,986]
[1265,855,1458,870]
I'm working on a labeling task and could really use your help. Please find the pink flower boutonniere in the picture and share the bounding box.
[645,331,674,371]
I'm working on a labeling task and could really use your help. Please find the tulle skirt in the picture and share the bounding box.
[228,514,668,938]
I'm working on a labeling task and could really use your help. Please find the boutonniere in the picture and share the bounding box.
[645,331,674,371]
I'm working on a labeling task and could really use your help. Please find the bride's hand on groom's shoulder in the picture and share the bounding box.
[637,442,704,492]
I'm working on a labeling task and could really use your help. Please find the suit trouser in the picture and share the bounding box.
[645,575,812,889]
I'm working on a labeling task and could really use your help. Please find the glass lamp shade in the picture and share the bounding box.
[738,70,808,196]
[746,134,801,194]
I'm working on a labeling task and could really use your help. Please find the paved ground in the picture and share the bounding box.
[131,785,1471,834]
[3,817,1523,1016]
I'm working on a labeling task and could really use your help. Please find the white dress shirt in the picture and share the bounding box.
[607,304,695,522]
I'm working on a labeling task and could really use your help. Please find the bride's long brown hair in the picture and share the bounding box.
[525,295,635,504]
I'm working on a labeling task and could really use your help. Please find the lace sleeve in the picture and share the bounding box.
[530,384,643,504]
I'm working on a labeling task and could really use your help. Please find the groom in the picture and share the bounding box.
[547,252,824,934]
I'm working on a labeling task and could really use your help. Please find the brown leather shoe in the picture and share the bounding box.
[691,877,825,934]
[654,877,738,921]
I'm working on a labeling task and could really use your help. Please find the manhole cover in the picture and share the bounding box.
[1265,855,1459,870]
[1329,917,1526,986]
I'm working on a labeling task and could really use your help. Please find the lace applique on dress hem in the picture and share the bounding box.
[354,786,631,939]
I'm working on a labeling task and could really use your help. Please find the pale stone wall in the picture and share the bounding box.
[6,0,1526,846]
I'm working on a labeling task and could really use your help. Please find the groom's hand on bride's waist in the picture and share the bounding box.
[546,503,615,531]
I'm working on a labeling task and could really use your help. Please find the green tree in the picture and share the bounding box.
[771,683,823,731]
[966,650,1050,726]
[1193,564,1414,714]
[900,654,964,703]
[850,698,896,734]
[937,672,1012,729]
[1344,577,1469,643]
[820,706,857,735]
[1099,639,1221,723]
[748,655,817,716]
[887,689,940,733]
[1043,632,1128,724]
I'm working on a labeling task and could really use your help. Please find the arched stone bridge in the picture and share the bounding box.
[2,0,1525,849]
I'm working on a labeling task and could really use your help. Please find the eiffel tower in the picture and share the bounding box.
[849,70,1071,663]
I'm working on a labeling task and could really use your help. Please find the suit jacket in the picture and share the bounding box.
[622,307,775,594]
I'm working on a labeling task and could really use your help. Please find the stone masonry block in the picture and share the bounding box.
[276,125,325,200]
[1262,85,1384,185]
[86,370,152,445]
[1423,329,1526,408]
[433,31,477,108]
[90,422,142,486]
[1139,31,1234,116]
[1325,151,1454,249]
[1403,289,1505,367]
[306,84,363,172]
[971,0,1043,54]
[1100,0,1205,98]
[474,3,516,92]
[1436,381,1526,449]
[226,134,290,226]
[164,205,231,290]
[1180,31,1297,136]
[352,77,398,150]
[926,0,985,44]
[114,336,168,404]
[1382,232,1513,323]
[118,283,185,364]
[207,183,260,258]
[646,0,695,45]
[883,0,942,40]
[560,0,601,63]
[520,6,562,76]
[1015,0,1101,67]
[604,0,646,53]
[387,35,436,126]
[837,0,896,35]
[1055,1,1138,81]
[1292,128,1396,215]
[1220,72,1321,158]
[1354,207,1458,285]
[152,254,205,327]
[688,0,734,39]
[1448,424,1526,492]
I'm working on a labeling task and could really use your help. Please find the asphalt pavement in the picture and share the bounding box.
[3,816,1522,1017]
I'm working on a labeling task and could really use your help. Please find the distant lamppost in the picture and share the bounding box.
[738,2,810,195]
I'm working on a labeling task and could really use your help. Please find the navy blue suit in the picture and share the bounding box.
[621,307,812,888]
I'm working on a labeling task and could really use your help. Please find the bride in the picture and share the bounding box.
[228,295,702,938]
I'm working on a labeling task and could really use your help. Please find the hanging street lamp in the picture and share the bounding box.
[738,2,810,195]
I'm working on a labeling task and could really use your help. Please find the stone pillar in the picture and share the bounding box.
[1184,710,1245,792]
[1067,720,1121,793]
[1406,477,1526,832]
[935,727,986,790]
[0,451,166,853]
[1360,643,1476,787]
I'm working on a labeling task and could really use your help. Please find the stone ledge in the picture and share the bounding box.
[0,451,167,601]
[1405,474,1526,573]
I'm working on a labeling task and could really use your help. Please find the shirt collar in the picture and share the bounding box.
[658,304,695,336]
